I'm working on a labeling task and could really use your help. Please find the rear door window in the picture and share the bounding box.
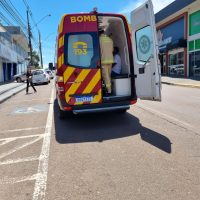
[64,32,99,68]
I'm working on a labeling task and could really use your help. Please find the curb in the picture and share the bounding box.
[162,82,200,89]
[0,85,26,104]
[0,83,24,95]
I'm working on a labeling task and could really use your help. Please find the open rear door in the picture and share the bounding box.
[131,0,161,101]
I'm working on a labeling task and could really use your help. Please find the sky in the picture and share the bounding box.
[2,0,175,68]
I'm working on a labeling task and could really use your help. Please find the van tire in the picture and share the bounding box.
[117,109,127,114]
[59,109,66,120]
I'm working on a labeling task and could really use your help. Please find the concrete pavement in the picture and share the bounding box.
[0,83,200,200]
[0,82,26,104]
[162,76,200,88]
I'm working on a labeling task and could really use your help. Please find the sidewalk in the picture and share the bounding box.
[162,76,200,89]
[0,82,26,104]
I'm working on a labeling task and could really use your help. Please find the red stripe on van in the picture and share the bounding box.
[74,69,98,94]
[64,68,82,92]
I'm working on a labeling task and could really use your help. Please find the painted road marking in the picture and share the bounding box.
[0,174,38,184]
[32,88,54,200]
[0,134,44,143]
[0,156,39,165]
[12,104,48,115]
[0,126,45,134]
[0,136,43,160]
[137,103,200,136]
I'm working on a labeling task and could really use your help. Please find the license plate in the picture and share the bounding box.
[75,96,93,103]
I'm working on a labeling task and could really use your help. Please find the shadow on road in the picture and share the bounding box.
[54,100,171,153]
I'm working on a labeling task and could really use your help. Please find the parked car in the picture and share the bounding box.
[13,72,27,82]
[174,65,184,75]
[32,69,50,85]
[45,70,54,79]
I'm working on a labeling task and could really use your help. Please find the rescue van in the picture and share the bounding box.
[55,0,161,119]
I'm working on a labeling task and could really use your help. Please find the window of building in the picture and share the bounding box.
[168,51,184,76]
[195,39,200,50]
[189,51,200,77]
[189,41,194,51]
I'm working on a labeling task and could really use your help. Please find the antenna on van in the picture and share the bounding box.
[90,7,98,14]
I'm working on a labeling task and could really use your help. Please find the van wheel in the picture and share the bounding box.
[16,77,21,83]
[59,109,66,120]
[117,109,127,114]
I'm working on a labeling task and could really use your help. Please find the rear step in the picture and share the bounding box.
[73,105,130,114]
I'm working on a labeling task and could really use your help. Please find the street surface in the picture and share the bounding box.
[0,83,200,200]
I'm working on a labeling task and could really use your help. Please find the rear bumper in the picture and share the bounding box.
[73,105,130,114]
[57,95,136,114]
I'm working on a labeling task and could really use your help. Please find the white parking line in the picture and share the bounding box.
[0,174,38,184]
[0,134,44,142]
[0,136,43,160]
[0,127,45,134]
[32,88,54,200]
[0,156,39,165]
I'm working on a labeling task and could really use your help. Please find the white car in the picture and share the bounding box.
[13,72,27,82]
[32,70,50,85]
[45,70,54,79]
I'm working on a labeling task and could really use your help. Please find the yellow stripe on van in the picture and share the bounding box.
[83,70,100,94]
[92,88,102,104]
[59,14,67,34]
[63,67,75,84]
[58,35,64,48]
[58,53,64,68]
[65,69,91,102]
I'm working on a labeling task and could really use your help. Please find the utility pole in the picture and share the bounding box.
[38,30,43,68]
[27,10,33,66]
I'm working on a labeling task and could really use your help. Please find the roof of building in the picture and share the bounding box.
[155,0,196,23]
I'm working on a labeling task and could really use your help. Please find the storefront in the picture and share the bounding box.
[188,10,200,78]
[157,15,187,77]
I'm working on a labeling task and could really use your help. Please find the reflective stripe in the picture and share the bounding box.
[106,83,111,87]
[59,15,67,33]
[58,53,64,68]
[58,36,64,48]
[101,60,114,64]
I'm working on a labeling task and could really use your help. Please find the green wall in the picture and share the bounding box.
[189,10,200,36]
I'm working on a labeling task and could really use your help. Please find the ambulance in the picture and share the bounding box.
[55,0,161,119]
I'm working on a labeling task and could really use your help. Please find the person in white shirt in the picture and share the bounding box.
[111,47,121,77]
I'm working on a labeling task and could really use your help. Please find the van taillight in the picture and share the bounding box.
[58,81,65,100]
[58,81,64,92]
[57,76,64,93]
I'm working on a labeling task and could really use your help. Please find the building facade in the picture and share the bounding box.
[0,26,28,83]
[155,0,200,78]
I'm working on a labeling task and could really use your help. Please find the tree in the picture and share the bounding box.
[29,51,40,67]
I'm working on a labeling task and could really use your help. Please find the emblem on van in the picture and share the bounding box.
[139,35,150,54]
[73,41,88,55]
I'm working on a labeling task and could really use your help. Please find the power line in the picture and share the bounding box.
[0,0,27,32]
[0,11,12,25]
[7,0,26,24]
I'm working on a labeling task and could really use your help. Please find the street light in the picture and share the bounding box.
[32,14,51,30]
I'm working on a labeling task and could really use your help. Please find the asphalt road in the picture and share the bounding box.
[0,83,199,200]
